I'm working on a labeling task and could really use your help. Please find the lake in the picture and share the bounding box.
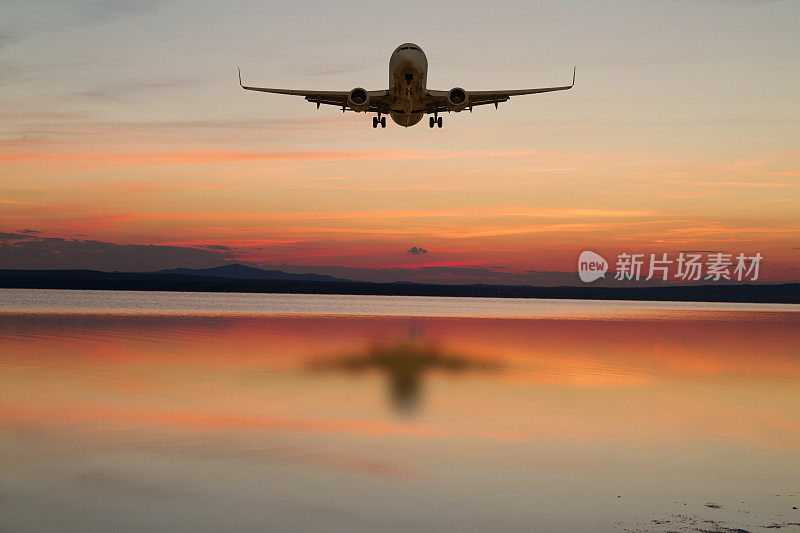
[1,289,799,532]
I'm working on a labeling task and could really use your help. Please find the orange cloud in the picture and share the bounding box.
[0,148,548,167]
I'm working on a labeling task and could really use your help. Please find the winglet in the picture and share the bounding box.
[238,67,243,88]
[571,66,576,88]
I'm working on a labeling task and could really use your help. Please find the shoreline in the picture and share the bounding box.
[1,269,798,304]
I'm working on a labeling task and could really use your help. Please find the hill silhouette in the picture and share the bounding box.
[157,264,350,283]
[0,269,798,303]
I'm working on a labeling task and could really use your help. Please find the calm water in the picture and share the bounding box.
[1,289,799,532]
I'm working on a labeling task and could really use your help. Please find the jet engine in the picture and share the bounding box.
[348,88,370,112]
[447,87,468,112]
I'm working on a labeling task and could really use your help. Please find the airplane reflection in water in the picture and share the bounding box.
[308,329,500,412]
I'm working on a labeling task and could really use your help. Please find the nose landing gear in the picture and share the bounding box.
[429,115,443,128]
[372,115,386,128]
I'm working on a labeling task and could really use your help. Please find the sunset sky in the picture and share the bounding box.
[1,0,799,283]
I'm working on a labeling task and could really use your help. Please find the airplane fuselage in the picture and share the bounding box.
[387,43,428,127]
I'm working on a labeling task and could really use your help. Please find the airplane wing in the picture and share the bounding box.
[239,69,390,112]
[425,67,575,113]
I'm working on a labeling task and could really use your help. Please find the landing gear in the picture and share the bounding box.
[373,115,386,128]
[437,116,442,128]
[429,115,443,128]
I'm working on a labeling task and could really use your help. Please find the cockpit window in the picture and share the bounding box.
[398,46,419,51]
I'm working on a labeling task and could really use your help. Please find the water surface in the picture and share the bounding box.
[1,289,799,532]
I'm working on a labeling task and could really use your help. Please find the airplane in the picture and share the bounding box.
[238,42,575,128]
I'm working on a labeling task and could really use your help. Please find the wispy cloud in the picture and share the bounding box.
[0,148,546,166]
[0,232,235,271]
[76,77,202,102]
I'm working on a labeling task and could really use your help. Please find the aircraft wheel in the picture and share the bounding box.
[380,117,386,128]
[437,117,443,128]
[429,116,435,128]
[372,117,378,128]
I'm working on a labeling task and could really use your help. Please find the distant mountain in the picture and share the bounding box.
[157,264,351,283]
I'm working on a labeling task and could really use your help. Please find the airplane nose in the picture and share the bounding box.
[396,52,421,71]
[396,52,414,64]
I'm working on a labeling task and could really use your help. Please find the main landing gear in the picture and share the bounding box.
[372,115,386,128]
[429,115,443,128]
